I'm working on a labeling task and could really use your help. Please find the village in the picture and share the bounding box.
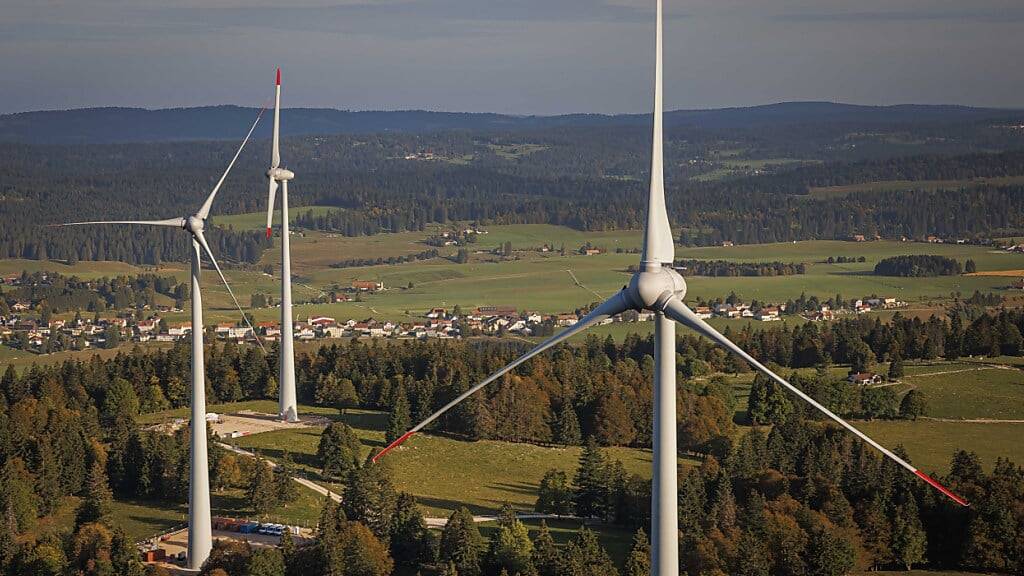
[1,274,908,354]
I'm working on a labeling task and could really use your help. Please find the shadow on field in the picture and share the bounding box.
[336,411,387,431]
[487,481,538,498]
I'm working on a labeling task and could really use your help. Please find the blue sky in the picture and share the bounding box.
[2,0,1022,114]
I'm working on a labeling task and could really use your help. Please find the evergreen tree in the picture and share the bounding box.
[531,521,560,576]
[891,497,927,571]
[806,527,855,576]
[573,439,609,519]
[748,372,793,425]
[623,529,650,576]
[440,507,484,576]
[554,402,582,445]
[111,527,146,576]
[76,460,113,527]
[559,528,618,576]
[317,422,362,480]
[385,383,412,445]
[965,258,977,273]
[899,389,927,420]
[342,460,398,543]
[275,450,300,506]
[485,505,534,576]
[535,469,572,515]
[887,347,905,379]
[390,492,435,565]
[249,456,278,516]
[247,547,286,576]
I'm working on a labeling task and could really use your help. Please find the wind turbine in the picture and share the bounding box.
[373,2,968,574]
[59,109,266,570]
[265,68,299,422]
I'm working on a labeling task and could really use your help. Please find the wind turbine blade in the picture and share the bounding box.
[373,290,633,462]
[272,68,281,170]
[660,296,969,507]
[52,218,185,228]
[265,179,278,238]
[196,106,267,220]
[641,0,674,266]
[193,230,268,353]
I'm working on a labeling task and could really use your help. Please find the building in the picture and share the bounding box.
[351,280,384,292]
[847,372,883,386]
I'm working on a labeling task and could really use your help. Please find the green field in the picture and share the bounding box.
[898,363,1024,420]
[201,401,691,518]
[7,225,1024,329]
[809,175,1024,198]
[856,419,1024,474]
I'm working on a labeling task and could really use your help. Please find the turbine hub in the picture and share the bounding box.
[268,167,294,181]
[626,265,686,311]
[185,215,204,234]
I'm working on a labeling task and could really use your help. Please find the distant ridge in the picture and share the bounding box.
[0,102,1019,145]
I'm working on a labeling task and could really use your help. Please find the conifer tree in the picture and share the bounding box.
[440,507,484,576]
[249,456,278,516]
[390,492,435,565]
[623,529,650,576]
[531,521,560,576]
[535,469,572,515]
[559,528,618,576]
[573,439,609,519]
[385,382,412,445]
[891,497,927,571]
[554,402,582,445]
[76,460,113,527]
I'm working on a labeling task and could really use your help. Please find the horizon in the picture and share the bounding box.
[5,99,1021,118]
[3,0,1023,115]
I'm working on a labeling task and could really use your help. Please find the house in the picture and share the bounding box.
[926,235,943,243]
[426,307,447,319]
[555,313,579,327]
[583,248,602,256]
[257,322,281,337]
[227,326,251,340]
[169,323,192,336]
[136,320,157,333]
[322,326,346,338]
[351,280,384,292]
[309,316,336,328]
[694,306,713,319]
[333,293,352,303]
[847,372,883,386]
[851,234,867,242]
[721,241,735,247]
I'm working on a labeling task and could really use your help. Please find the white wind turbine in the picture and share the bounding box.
[59,109,266,570]
[373,2,968,574]
[265,68,299,422]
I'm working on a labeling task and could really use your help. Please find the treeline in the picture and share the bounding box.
[676,259,807,277]
[874,255,962,277]
[7,127,1024,262]
[0,270,187,315]
[330,248,439,269]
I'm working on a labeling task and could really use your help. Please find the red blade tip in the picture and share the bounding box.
[276,68,281,86]
[914,470,969,507]
[372,431,416,463]
[266,227,272,239]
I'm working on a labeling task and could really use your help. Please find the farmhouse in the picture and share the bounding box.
[847,372,883,386]
[351,280,384,292]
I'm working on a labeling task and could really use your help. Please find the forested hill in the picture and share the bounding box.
[1,102,1020,144]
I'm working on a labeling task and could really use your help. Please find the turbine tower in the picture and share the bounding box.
[60,110,266,570]
[374,2,968,574]
[265,68,299,422]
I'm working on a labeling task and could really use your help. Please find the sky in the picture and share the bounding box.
[2,0,1023,115]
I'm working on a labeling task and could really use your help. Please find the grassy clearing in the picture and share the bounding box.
[111,484,326,541]
[809,175,1024,198]
[214,402,682,517]
[900,364,1024,420]
[854,419,1024,474]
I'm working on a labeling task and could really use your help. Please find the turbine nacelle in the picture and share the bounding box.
[267,167,294,181]
[626,265,686,310]
[184,215,205,235]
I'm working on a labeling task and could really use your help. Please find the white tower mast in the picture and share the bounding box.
[266,68,299,422]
